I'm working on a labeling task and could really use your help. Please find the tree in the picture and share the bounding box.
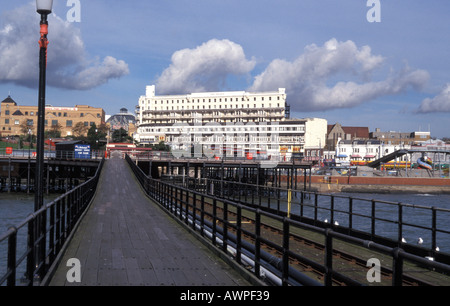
[19,119,35,149]
[46,122,62,139]
[152,141,170,151]
[72,122,88,138]
[87,123,107,149]
[111,128,132,143]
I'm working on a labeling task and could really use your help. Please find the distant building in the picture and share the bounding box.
[134,85,327,160]
[0,95,105,137]
[369,128,431,146]
[106,108,136,137]
[335,139,407,166]
[326,123,369,151]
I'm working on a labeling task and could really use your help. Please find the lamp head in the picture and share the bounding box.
[36,0,53,15]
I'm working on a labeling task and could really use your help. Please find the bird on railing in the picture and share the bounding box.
[417,237,423,245]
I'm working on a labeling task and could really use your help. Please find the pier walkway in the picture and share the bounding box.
[46,154,252,286]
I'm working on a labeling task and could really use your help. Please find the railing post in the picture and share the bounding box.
[55,199,61,254]
[236,205,242,265]
[282,218,290,286]
[392,247,403,286]
[26,215,35,286]
[398,203,403,246]
[324,228,333,286]
[184,188,189,226]
[348,197,353,231]
[255,210,261,279]
[49,202,55,263]
[192,192,197,231]
[371,200,376,238]
[222,201,228,254]
[60,196,66,244]
[38,209,47,279]
[212,198,217,246]
[330,195,334,224]
[431,206,437,254]
[314,193,318,223]
[200,195,205,237]
[7,227,17,287]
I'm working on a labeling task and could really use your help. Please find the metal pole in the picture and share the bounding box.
[35,12,50,279]
[35,13,49,212]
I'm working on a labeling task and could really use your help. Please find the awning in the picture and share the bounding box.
[336,154,347,158]
[350,154,361,158]
[364,155,376,159]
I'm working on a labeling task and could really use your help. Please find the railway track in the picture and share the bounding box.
[169,190,448,286]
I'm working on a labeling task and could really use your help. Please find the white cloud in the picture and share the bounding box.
[0,3,129,90]
[156,39,256,94]
[249,38,429,112]
[417,84,450,113]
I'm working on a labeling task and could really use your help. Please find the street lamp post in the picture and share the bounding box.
[35,0,53,211]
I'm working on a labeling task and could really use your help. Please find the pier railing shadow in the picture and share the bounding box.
[126,154,450,286]
[0,158,104,286]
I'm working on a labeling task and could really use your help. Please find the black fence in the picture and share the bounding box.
[126,154,450,286]
[0,158,104,286]
[200,178,450,262]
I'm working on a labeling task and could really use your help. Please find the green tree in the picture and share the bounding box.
[111,128,132,143]
[87,123,107,150]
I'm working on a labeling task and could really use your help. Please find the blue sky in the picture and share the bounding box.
[1,1,449,138]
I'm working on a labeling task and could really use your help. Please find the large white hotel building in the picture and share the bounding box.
[134,85,327,161]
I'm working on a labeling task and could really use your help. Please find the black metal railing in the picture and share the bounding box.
[187,178,450,262]
[0,158,104,286]
[126,155,450,286]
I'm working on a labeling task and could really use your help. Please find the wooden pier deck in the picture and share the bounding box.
[46,154,253,286]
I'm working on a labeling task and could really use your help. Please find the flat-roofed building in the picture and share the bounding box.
[135,85,327,161]
[0,95,105,137]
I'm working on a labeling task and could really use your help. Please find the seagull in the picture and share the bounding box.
[435,246,440,252]
[417,237,423,245]
[324,219,328,223]
[401,237,407,243]
[334,221,339,226]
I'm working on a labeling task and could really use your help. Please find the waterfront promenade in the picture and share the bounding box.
[46,153,253,286]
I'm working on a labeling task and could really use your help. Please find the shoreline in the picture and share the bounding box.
[306,175,450,194]
[311,183,450,194]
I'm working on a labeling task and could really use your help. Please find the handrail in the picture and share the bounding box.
[198,178,450,260]
[0,158,104,286]
[126,154,450,286]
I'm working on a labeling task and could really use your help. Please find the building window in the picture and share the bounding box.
[66,120,73,127]
[5,110,9,115]
[52,120,58,126]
